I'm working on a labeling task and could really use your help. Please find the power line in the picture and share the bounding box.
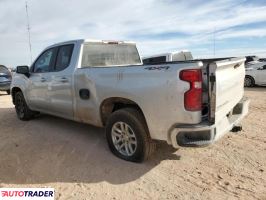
[25,1,32,64]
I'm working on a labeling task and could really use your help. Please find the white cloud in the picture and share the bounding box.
[217,28,266,39]
[0,0,266,67]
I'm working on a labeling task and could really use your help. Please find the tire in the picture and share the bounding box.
[6,90,10,95]
[14,91,35,121]
[244,76,255,87]
[106,108,156,163]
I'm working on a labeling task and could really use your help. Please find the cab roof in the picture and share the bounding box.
[47,39,136,49]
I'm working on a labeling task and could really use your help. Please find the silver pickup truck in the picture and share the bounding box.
[11,39,250,162]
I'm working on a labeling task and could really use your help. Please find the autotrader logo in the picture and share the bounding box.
[0,188,54,200]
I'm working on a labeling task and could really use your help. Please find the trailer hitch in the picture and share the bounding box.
[231,125,242,133]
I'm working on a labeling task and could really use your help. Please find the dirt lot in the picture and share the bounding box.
[0,88,265,200]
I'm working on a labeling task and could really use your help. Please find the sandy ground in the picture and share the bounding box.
[0,88,265,200]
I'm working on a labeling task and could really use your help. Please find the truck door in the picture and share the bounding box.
[28,47,57,110]
[48,44,75,118]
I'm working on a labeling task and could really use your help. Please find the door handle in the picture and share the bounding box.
[40,77,47,82]
[60,77,68,83]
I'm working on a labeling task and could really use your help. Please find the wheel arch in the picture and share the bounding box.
[100,97,147,127]
[11,87,22,104]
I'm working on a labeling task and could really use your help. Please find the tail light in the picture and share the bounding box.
[180,69,202,111]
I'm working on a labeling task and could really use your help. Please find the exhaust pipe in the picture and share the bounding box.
[231,125,242,133]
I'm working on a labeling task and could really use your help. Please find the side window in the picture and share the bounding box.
[33,48,56,73]
[55,44,74,71]
[142,58,149,65]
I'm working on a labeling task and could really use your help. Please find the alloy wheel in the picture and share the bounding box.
[111,122,137,156]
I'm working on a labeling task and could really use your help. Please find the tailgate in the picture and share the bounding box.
[208,58,246,123]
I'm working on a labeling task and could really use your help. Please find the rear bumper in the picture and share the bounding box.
[0,81,11,91]
[170,97,250,148]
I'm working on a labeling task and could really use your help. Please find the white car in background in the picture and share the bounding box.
[245,62,266,87]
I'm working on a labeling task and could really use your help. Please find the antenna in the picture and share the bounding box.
[25,1,32,64]
[213,27,216,57]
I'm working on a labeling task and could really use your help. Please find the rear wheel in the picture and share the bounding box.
[106,108,155,162]
[244,76,255,87]
[6,90,10,95]
[14,92,35,121]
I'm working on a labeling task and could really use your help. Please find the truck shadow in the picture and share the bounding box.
[0,107,181,185]
[244,85,266,92]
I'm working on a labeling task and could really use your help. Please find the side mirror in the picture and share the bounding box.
[16,66,30,77]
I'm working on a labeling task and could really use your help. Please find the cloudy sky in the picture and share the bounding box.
[0,0,266,67]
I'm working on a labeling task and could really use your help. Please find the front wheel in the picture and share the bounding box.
[106,108,155,162]
[14,92,35,121]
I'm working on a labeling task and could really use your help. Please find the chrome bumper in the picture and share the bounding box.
[170,98,250,148]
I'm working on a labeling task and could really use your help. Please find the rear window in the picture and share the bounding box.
[81,42,141,67]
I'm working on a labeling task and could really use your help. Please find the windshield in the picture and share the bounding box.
[81,42,141,67]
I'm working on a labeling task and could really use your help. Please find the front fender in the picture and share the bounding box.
[11,73,31,104]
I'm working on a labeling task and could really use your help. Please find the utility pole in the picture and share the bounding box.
[25,1,32,64]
